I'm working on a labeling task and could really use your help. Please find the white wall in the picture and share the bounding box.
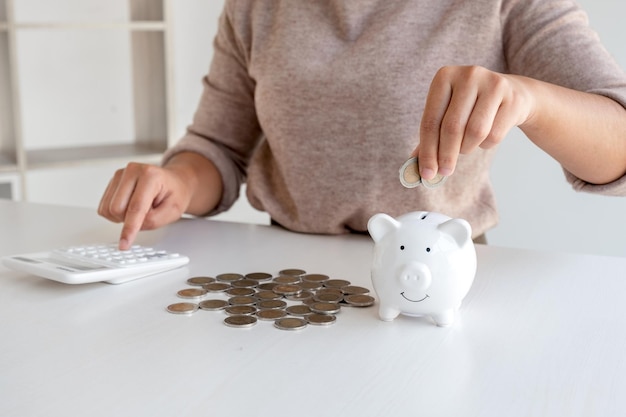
[19,0,626,257]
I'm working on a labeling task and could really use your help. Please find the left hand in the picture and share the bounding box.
[414,65,534,180]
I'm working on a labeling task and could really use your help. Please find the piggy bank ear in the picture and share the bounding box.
[437,218,472,247]
[368,213,401,243]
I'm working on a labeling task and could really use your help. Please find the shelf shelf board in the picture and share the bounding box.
[25,143,165,169]
[8,21,166,31]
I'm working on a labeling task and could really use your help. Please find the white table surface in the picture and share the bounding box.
[1,200,626,417]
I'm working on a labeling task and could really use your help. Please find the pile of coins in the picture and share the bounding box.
[166,269,375,330]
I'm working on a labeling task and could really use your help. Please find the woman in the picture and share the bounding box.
[99,0,626,250]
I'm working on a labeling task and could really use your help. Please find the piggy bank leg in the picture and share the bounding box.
[431,309,456,327]
[378,304,401,322]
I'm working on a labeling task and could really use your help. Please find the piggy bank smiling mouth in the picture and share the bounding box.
[401,292,429,303]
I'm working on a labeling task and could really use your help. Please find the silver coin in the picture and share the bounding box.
[228,296,257,306]
[216,273,244,282]
[177,288,207,300]
[256,309,287,321]
[399,157,448,189]
[278,268,306,277]
[258,282,279,291]
[257,299,287,310]
[324,279,351,289]
[299,280,323,291]
[186,276,216,286]
[256,290,282,301]
[274,317,308,331]
[314,292,344,303]
[273,284,302,296]
[226,287,256,296]
[224,315,257,328]
[231,279,258,288]
[203,282,231,293]
[341,285,370,295]
[199,299,229,311]
[344,294,376,307]
[422,172,447,188]
[166,302,198,315]
[286,304,312,316]
[399,157,422,188]
[316,288,344,296]
[310,302,341,315]
[272,275,301,284]
[224,305,257,316]
[307,313,337,326]
[245,272,273,282]
[286,290,314,302]
[302,273,329,283]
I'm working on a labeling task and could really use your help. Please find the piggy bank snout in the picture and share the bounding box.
[398,262,432,291]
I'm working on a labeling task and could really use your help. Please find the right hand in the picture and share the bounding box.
[98,162,194,250]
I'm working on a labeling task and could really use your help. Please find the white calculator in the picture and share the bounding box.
[1,243,190,285]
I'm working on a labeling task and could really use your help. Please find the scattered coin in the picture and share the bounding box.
[199,299,229,311]
[224,305,257,316]
[307,313,337,326]
[278,268,306,277]
[272,275,301,284]
[314,292,344,303]
[177,288,207,300]
[299,281,323,291]
[256,290,282,301]
[224,315,257,328]
[286,304,312,316]
[286,291,314,302]
[324,279,351,289]
[228,296,257,306]
[273,284,302,296]
[310,302,341,315]
[203,282,231,293]
[257,299,287,310]
[344,294,376,307]
[186,276,215,286]
[231,279,258,288]
[167,302,198,315]
[257,309,287,321]
[258,282,279,291]
[341,285,370,295]
[226,287,256,296]
[302,274,329,283]
[274,317,308,331]
[245,272,273,282]
[216,273,244,282]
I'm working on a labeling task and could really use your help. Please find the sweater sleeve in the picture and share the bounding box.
[162,1,262,215]
[502,0,626,196]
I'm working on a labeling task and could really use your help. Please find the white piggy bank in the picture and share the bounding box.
[367,211,477,327]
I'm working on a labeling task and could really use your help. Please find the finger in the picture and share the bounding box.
[481,98,519,150]
[98,175,119,221]
[118,175,161,250]
[460,91,502,154]
[437,84,478,176]
[419,70,453,180]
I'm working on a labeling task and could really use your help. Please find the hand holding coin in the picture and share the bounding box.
[399,157,447,189]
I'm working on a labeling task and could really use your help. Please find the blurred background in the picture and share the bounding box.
[0,0,624,257]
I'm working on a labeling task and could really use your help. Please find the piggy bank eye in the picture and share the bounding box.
[400,245,405,250]
[426,247,431,252]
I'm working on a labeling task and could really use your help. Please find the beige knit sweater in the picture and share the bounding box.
[164,0,626,237]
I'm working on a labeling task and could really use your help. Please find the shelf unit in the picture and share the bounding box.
[0,0,175,202]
